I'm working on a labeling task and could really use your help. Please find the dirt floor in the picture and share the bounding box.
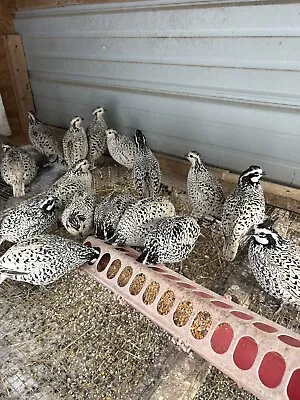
[0,156,300,400]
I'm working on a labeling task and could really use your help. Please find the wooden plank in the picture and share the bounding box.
[2,34,34,143]
[156,152,300,214]
[16,0,140,10]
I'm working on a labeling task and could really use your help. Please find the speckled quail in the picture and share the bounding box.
[63,116,88,169]
[87,107,108,170]
[106,128,137,169]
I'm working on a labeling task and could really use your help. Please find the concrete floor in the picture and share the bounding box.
[0,157,299,400]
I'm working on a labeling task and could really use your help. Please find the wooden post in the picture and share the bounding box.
[2,35,35,141]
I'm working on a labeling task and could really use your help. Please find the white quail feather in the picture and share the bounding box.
[94,193,136,240]
[106,128,137,169]
[136,216,201,264]
[63,116,88,169]
[61,190,96,238]
[222,165,266,261]
[107,196,175,247]
[0,195,58,245]
[248,220,300,308]
[132,129,161,198]
[28,111,64,162]
[87,107,108,169]
[186,151,224,220]
[0,234,100,286]
[1,143,38,197]
[47,159,93,209]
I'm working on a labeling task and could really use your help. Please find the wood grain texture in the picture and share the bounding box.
[2,35,34,141]
[16,0,139,10]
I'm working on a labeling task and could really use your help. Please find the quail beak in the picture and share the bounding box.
[103,108,107,112]
[246,226,255,236]
[262,170,266,176]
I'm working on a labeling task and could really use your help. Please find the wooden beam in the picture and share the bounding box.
[16,0,140,10]
[156,152,300,214]
[2,34,34,143]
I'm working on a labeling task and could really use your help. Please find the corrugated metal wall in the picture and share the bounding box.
[14,1,300,186]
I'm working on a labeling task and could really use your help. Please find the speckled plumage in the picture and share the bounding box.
[106,128,137,169]
[1,144,38,197]
[136,216,201,264]
[94,193,136,240]
[222,165,266,261]
[107,196,175,247]
[87,107,107,169]
[48,159,93,209]
[186,151,224,220]
[0,196,58,245]
[132,130,161,198]
[0,235,100,286]
[248,221,300,308]
[61,190,95,238]
[63,117,88,169]
[28,112,64,162]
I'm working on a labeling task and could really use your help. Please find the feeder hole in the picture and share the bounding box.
[150,266,165,273]
[230,311,253,320]
[287,369,300,400]
[129,273,146,296]
[162,274,180,281]
[176,282,196,290]
[210,323,234,354]
[211,301,232,309]
[142,281,160,305]
[253,322,277,333]
[106,259,121,279]
[193,291,213,299]
[278,335,300,348]
[173,300,193,327]
[190,311,212,340]
[258,352,286,388]
[97,253,111,272]
[117,266,133,287]
[115,247,127,252]
[233,336,258,370]
[84,241,92,247]
[157,290,175,315]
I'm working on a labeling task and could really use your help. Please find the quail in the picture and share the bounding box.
[106,128,137,169]
[107,196,175,247]
[61,190,96,238]
[1,143,38,197]
[0,195,58,245]
[63,116,88,169]
[136,216,201,265]
[0,234,100,285]
[222,165,266,261]
[248,220,300,309]
[132,129,161,198]
[48,159,93,209]
[186,150,224,221]
[87,107,108,170]
[28,111,64,163]
[94,192,136,240]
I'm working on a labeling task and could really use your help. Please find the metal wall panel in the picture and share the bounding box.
[14,1,300,186]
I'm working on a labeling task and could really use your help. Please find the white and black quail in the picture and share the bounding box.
[248,220,300,309]
[48,159,93,209]
[106,128,137,169]
[28,111,64,163]
[137,216,201,264]
[186,151,224,221]
[222,165,266,261]
[87,107,107,169]
[63,116,88,169]
[0,235,100,285]
[94,192,136,240]
[1,143,38,197]
[0,195,58,245]
[107,196,175,247]
[61,190,95,238]
[132,129,161,198]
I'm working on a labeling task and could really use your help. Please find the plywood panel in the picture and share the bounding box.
[2,34,34,140]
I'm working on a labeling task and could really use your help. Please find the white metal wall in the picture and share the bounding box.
[14,0,300,186]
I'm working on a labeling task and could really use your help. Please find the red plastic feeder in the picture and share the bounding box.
[82,237,300,400]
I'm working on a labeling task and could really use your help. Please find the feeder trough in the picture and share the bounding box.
[82,237,300,400]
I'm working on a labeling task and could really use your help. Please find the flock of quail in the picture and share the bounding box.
[0,107,299,311]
